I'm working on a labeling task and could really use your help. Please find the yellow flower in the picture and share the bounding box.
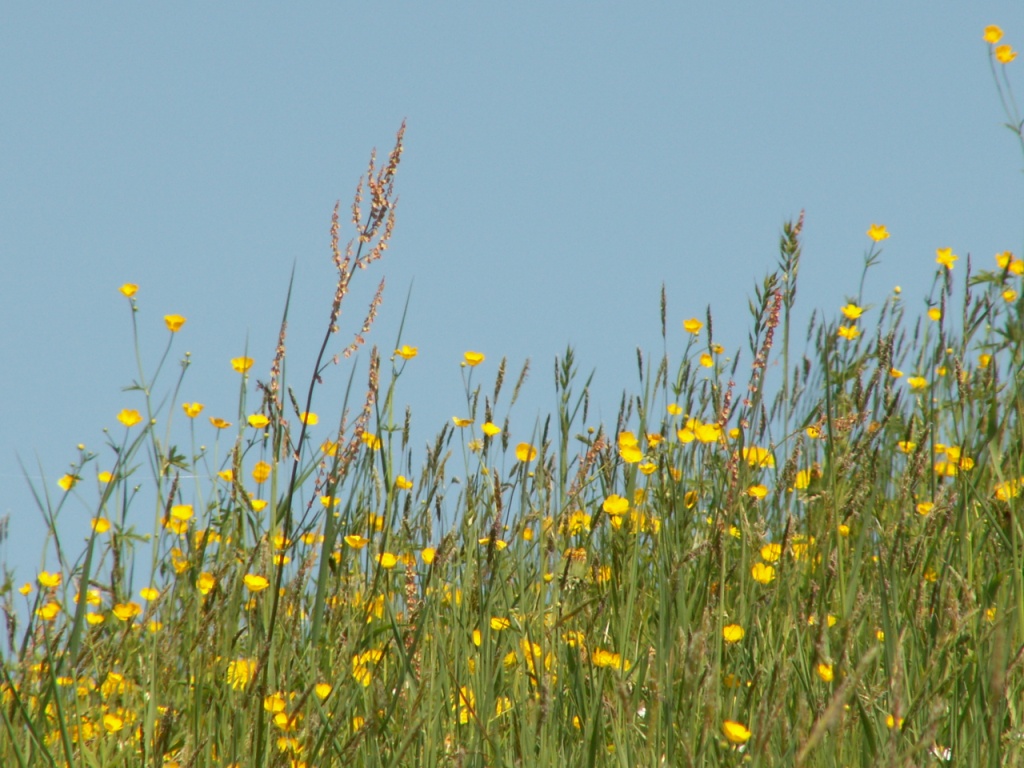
[454,685,476,724]
[490,616,511,631]
[452,417,474,427]
[591,648,629,670]
[886,714,904,730]
[722,720,751,744]
[751,562,776,584]
[906,376,928,391]
[299,412,318,426]
[866,224,890,242]
[1004,288,1018,303]
[244,574,270,592]
[760,543,782,562]
[117,409,143,427]
[984,25,1004,44]
[602,494,629,515]
[58,474,78,492]
[97,470,113,483]
[916,501,934,516]
[164,314,186,332]
[361,432,382,450]
[722,624,745,643]
[897,440,917,454]
[102,713,125,733]
[740,446,775,468]
[377,552,398,569]
[683,318,703,335]
[840,303,864,320]
[395,475,413,490]
[996,44,1018,63]
[246,414,269,429]
[38,571,62,588]
[230,356,254,373]
[119,283,139,297]
[252,461,272,484]
[927,307,942,322]
[345,534,369,549]
[747,484,768,499]
[183,402,204,418]
[515,443,538,462]
[817,663,834,682]
[196,572,216,595]
[935,247,957,270]
[837,325,860,340]
[226,658,257,690]
[667,403,682,415]
[91,517,111,533]
[139,587,159,601]
[209,417,232,429]
[37,602,61,621]
[112,602,141,621]
[463,350,485,367]
[420,547,436,564]
[394,345,418,359]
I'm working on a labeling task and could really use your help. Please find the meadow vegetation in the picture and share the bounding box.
[2,26,1024,768]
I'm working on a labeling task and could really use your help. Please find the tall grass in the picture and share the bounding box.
[3,30,1024,768]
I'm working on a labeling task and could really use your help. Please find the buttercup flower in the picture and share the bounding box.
[984,25,1003,44]
[164,314,186,332]
[117,409,143,427]
[722,720,751,744]
[119,283,138,297]
[231,356,254,373]
[683,318,703,335]
[935,248,957,270]
[867,224,890,242]
[183,402,204,418]
[996,44,1018,63]
[463,351,485,367]
[394,345,418,359]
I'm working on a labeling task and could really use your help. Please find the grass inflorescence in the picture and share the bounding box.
[3,29,1024,768]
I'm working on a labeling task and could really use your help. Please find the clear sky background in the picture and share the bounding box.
[2,4,1022,585]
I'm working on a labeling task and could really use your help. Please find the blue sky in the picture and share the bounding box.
[2,4,1021,584]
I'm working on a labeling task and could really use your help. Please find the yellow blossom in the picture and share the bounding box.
[361,432,382,450]
[817,663,834,682]
[164,314,186,332]
[722,720,751,744]
[751,562,776,584]
[226,658,257,690]
[482,421,501,436]
[840,303,864,319]
[463,351,485,366]
[119,283,139,297]
[377,552,398,569]
[196,572,216,595]
[837,325,860,340]
[515,443,538,462]
[209,417,232,429]
[927,307,942,321]
[866,224,890,242]
[935,247,957,270]
[906,376,928,391]
[395,475,413,490]
[996,44,1018,63]
[299,412,318,426]
[248,413,270,428]
[683,318,703,335]
[747,484,768,499]
[244,574,270,592]
[230,356,254,373]
[452,417,474,427]
[252,461,272,484]
[984,25,1004,44]
[117,409,143,427]
[182,402,204,418]
[420,547,436,564]
[723,624,745,643]
[91,517,111,533]
[112,602,141,621]
[394,345,418,359]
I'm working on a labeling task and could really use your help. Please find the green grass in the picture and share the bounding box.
[3,34,1024,768]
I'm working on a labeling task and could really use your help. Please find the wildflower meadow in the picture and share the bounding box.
[3,26,1024,768]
